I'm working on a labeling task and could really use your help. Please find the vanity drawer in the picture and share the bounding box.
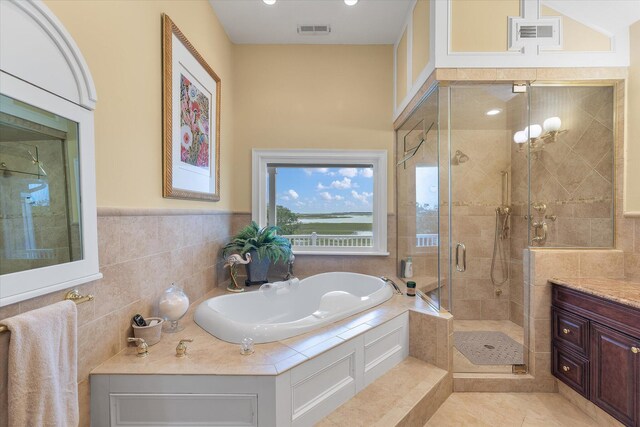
[553,308,589,355]
[553,345,589,398]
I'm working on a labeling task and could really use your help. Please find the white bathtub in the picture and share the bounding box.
[194,272,394,344]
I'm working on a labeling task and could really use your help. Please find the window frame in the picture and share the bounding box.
[252,149,388,256]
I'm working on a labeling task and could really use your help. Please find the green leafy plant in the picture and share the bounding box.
[223,221,292,263]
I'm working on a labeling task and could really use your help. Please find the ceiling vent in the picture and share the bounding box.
[508,17,561,51]
[297,25,331,35]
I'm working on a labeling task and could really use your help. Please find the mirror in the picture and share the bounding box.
[0,94,83,275]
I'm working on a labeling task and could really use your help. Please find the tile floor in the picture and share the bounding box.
[425,392,606,426]
[454,320,524,374]
[317,357,448,427]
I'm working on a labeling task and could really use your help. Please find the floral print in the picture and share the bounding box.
[180,74,210,168]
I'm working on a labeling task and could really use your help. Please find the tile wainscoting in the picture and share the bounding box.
[0,210,397,427]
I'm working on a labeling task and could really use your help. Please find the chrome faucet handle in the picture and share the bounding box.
[127,337,149,357]
[176,338,194,358]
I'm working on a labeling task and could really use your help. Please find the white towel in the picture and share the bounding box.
[3,300,78,427]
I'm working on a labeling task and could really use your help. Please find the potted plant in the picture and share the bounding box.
[222,222,292,285]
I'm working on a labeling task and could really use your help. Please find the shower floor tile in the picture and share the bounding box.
[453,320,524,373]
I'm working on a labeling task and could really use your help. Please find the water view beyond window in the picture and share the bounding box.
[267,166,374,248]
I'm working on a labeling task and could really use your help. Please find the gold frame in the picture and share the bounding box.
[162,14,221,201]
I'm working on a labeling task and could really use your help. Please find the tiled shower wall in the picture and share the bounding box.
[0,140,79,274]
[0,210,396,427]
[396,128,439,284]
[449,130,512,320]
[510,86,615,249]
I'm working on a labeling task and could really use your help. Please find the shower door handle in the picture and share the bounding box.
[456,243,466,272]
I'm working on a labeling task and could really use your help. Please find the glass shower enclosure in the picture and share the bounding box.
[396,82,615,374]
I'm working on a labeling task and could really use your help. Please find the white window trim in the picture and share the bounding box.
[252,149,388,256]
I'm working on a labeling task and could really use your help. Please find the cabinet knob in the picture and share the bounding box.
[562,365,570,372]
[562,328,571,335]
[632,347,639,354]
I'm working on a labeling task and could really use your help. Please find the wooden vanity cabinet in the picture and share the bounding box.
[591,323,640,426]
[552,284,640,427]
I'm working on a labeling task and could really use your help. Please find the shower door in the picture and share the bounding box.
[445,84,530,373]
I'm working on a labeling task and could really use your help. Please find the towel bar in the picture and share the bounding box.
[0,289,94,333]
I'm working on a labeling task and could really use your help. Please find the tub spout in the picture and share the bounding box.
[284,254,295,280]
[380,276,403,295]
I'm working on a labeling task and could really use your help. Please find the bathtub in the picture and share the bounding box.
[194,272,394,344]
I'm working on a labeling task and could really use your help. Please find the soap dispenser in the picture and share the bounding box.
[404,257,413,278]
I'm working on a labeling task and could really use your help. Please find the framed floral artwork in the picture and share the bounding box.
[162,14,221,201]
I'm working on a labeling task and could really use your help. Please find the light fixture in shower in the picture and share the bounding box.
[344,0,358,5]
[262,0,276,5]
[486,109,502,116]
[513,116,567,154]
[451,150,469,165]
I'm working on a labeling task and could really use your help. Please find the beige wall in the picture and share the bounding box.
[412,0,430,84]
[451,0,520,52]
[541,6,610,52]
[44,0,236,211]
[627,21,640,213]
[233,44,395,213]
[396,29,408,107]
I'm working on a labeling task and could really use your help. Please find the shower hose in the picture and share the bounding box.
[490,208,510,286]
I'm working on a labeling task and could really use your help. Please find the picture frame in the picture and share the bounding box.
[162,14,221,201]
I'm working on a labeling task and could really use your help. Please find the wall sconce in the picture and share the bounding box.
[514,116,567,155]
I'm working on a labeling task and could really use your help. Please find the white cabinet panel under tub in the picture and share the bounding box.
[289,337,362,426]
[91,313,409,427]
[109,393,257,427]
[363,312,409,387]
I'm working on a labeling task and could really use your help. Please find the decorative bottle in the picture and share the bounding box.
[158,283,189,333]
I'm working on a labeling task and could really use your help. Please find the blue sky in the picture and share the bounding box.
[274,167,374,214]
[416,166,439,209]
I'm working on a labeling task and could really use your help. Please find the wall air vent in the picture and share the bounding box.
[508,17,561,51]
[297,25,331,35]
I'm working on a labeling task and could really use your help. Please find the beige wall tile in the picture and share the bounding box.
[579,250,625,278]
[531,250,580,286]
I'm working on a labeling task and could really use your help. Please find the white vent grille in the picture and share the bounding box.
[297,25,331,35]
[509,17,561,50]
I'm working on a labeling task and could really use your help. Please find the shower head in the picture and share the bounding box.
[452,150,469,165]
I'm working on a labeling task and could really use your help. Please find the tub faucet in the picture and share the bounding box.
[380,276,403,295]
[284,254,296,280]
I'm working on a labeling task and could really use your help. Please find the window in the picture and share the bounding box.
[415,166,439,248]
[252,150,388,255]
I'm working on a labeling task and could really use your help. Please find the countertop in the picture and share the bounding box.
[550,277,640,310]
[91,277,449,377]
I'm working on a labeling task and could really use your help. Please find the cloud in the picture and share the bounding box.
[280,195,290,201]
[287,189,299,200]
[295,201,305,207]
[304,168,329,176]
[351,190,373,204]
[319,191,334,201]
[339,168,358,178]
[360,168,373,178]
[330,177,352,190]
[317,177,353,190]
[335,195,345,201]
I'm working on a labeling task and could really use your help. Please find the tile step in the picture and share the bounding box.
[317,357,451,427]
